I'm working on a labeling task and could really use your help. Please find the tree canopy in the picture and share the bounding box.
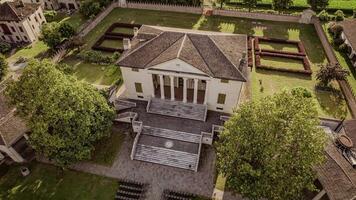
[307,0,329,11]
[242,0,261,11]
[216,89,327,200]
[41,22,75,49]
[5,59,115,166]
[0,54,8,81]
[272,0,293,12]
[316,63,349,87]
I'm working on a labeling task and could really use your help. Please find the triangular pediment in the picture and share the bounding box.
[148,58,209,76]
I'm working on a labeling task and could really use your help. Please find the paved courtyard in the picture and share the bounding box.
[69,127,217,200]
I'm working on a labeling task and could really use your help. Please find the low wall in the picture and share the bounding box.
[213,9,301,23]
[126,2,202,14]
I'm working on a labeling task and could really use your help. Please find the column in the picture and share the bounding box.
[170,76,175,101]
[183,77,187,103]
[7,147,25,162]
[159,74,165,99]
[151,74,155,98]
[204,81,209,105]
[193,79,198,104]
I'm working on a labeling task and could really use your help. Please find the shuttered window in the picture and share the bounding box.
[135,83,143,93]
[217,93,226,104]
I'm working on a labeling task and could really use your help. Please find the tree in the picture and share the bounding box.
[0,41,11,54]
[242,0,261,12]
[216,90,327,200]
[316,63,350,87]
[0,54,8,81]
[44,10,57,22]
[307,0,329,11]
[59,23,75,38]
[80,0,102,18]
[41,22,62,49]
[5,59,115,166]
[272,0,293,13]
[69,35,85,51]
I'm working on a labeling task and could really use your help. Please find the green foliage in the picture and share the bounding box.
[216,90,327,200]
[307,0,329,10]
[317,9,330,21]
[242,0,261,11]
[0,41,11,54]
[77,50,120,64]
[80,0,102,18]
[41,22,63,49]
[55,63,74,74]
[59,23,75,38]
[338,43,348,53]
[353,9,356,18]
[0,54,8,81]
[334,10,345,21]
[5,59,115,166]
[44,10,57,22]
[272,0,293,11]
[291,87,312,98]
[316,63,350,87]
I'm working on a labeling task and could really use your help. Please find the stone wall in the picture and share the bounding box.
[126,2,202,14]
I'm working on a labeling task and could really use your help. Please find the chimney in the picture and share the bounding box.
[123,38,131,50]
[133,27,139,37]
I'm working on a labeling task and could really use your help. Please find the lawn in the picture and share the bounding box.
[51,11,87,32]
[229,0,356,9]
[0,163,118,200]
[260,56,305,70]
[82,8,349,118]
[61,55,121,86]
[100,39,124,49]
[91,129,126,166]
[112,27,135,35]
[6,41,49,63]
[258,41,300,53]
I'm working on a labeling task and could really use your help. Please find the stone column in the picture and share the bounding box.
[183,77,188,103]
[151,74,155,98]
[159,74,165,100]
[170,76,175,101]
[204,81,209,105]
[6,147,25,162]
[193,79,198,104]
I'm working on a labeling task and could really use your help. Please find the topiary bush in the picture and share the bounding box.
[338,43,348,53]
[77,50,119,64]
[318,10,330,21]
[334,10,345,21]
[0,41,11,54]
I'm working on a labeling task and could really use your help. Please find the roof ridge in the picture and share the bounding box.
[208,35,247,81]
[185,34,214,76]
[6,1,20,19]
[176,34,187,58]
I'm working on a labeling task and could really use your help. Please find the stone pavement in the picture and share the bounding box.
[70,134,217,200]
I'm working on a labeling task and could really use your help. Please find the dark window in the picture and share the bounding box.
[10,26,15,32]
[216,107,223,110]
[1,36,5,40]
[132,68,139,72]
[32,25,35,29]
[19,26,23,32]
[28,17,31,21]
[0,24,11,35]
[16,36,20,40]
[23,36,27,41]
[221,79,229,83]
[137,95,144,99]
[135,83,143,93]
[34,17,38,22]
[217,93,226,104]
[38,13,42,19]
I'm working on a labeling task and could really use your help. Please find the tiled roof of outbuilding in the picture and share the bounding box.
[0,0,40,21]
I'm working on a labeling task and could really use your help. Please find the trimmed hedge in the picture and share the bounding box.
[254,36,306,56]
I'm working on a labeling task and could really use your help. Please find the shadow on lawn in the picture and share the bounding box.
[315,89,349,119]
[255,68,313,81]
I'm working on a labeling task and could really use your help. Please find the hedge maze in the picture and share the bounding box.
[253,37,312,76]
[92,23,142,53]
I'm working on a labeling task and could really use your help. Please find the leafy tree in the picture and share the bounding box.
[291,86,312,98]
[80,0,102,18]
[41,22,62,49]
[316,63,350,87]
[69,35,85,51]
[0,41,11,54]
[307,0,329,11]
[59,23,75,38]
[216,90,327,200]
[242,0,261,12]
[0,54,8,81]
[5,59,115,166]
[334,10,345,21]
[272,0,293,13]
[317,9,330,21]
[44,10,57,22]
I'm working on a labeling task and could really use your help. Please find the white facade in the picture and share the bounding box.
[341,32,356,68]
[121,58,244,114]
[0,5,46,43]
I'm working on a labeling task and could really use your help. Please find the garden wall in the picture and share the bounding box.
[126,2,202,14]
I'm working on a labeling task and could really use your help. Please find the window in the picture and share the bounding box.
[32,25,35,29]
[38,13,42,19]
[132,68,139,72]
[34,17,38,22]
[23,36,27,41]
[1,36,5,40]
[221,79,229,83]
[135,83,143,93]
[16,36,20,40]
[19,26,23,32]
[217,93,226,105]
[10,26,15,32]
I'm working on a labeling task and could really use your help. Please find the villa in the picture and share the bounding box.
[115,25,248,171]
[0,0,46,44]
[340,19,356,68]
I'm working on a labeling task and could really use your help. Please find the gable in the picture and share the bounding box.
[148,58,209,76]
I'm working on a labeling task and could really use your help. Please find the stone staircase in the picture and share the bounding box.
[162,190,198,200]
[115,180,147,200]
[115,99,137,111]
[141,126,201,143]
[134,144,199,171]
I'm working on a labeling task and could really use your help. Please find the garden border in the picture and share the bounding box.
[254,36,306,56]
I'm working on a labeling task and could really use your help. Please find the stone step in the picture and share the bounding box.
[141,126,201,143]
[134,144,198,170]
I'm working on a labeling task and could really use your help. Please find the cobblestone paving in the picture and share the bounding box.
[71,135,217,200]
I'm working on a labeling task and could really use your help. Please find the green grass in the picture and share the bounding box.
[260,56,305,70]
[53,11,86,32]
[81,8,349,118]
[100,39,124,49]
[259,41,300,53]
[229,0,356,9]
[62,55,121,85]
[112,27,135,35]
[7,41,49,63]
[91,131,126,166]
[0,163,118,200]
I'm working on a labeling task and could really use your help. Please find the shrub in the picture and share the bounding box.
[80,0,102,18]
[59,23,75,38]
[329,24,344,39]
[338,43,348,53]
[0,54,8,81]
[77,50,119,64]
[56,63,74,74]
[327,22,336,33]
[318,10,330,21]
[334,10,345,21]
[291,87,312,98]
[0,41,11,54]
[333,38,345,46]
[353,9,356,18]
[44,10,57,22]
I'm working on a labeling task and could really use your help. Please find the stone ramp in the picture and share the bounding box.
[141,126,201,143]
[134,144,199,171]
[147,98,207,121]
[115,99,137,111]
